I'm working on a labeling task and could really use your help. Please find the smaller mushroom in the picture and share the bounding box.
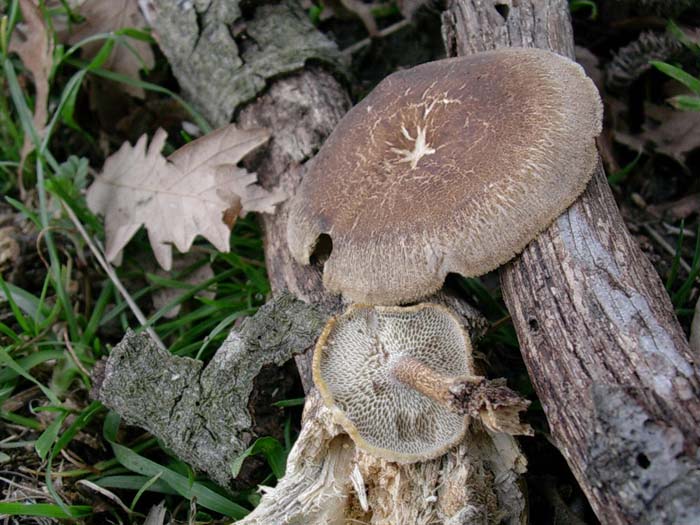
[314,303,531,462]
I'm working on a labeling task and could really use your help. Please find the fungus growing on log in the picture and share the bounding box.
[287,47,603,304]
[313,303,531,462]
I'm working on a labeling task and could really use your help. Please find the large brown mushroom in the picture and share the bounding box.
[287,47,603,304]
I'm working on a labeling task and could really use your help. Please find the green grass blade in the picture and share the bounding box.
[94,475,178,495]
[129,472,164,511]
[667,20,700,54]
[82,281,113,346]
[669,94,700,111]
[0,321,20,342]
[651,61,700,95]
[0,349,60,405]
[51,400,102,460]
[145,268,237,327]
[0,276,33,333]
[0,503,92,518]
[666,222,684,291]
[0,350,64,383]
[5,195,42,228]
[672,227,700,307]
[272,397,305,408]
[64,57,211,133]
[0,278,50,323]
[35,410,68,460]
[230,436,287,480]
[103,412,249,518]
[1,410,43,430]
[608,152,641,185]
[195,310,249,359]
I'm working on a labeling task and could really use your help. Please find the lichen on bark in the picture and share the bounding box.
[150,0,348,127]
[92,292,327,486]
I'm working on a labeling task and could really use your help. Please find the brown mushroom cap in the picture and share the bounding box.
[313,303,473,462]
[288,48,603,304]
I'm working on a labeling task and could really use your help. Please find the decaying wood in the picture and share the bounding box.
[147,0,529,522]
[92,293,327,487]
[238,392,527,525]
[443,1,700,523]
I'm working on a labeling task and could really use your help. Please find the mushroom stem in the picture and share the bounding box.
[392,356,533,436]
[391,356,469,405]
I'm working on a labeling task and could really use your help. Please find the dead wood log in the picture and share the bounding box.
[142,1,528,523]
[442,1,700,523]
[234,18,527,525]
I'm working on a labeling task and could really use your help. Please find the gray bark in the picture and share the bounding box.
[442,1,700,523]
[150,0,347,127]
[92,293,327,487]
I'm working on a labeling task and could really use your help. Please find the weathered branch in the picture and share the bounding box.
[92,293,327,487]
[150,0,346,127]
[129,1,527,522]
[442,1,700,523]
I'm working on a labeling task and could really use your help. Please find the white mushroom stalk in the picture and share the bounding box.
[313,303,532,463]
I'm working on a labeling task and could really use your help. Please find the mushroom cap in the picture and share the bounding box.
[288,48,603,304]
[313,303,472,462]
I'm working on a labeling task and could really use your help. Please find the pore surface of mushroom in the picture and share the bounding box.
[288,47,603,304]
[314,303,474,462]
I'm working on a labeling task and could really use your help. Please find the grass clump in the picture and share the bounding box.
[0,1,287,522]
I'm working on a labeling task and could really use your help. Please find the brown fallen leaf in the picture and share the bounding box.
[648,193,700,220]
[60,0,154,98]
[86,124,285,270]
[614,101,700,168]
[9,0,54,194]
[0,226,21,277]
[645,103,700,166]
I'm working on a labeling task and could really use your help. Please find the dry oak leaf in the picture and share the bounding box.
[86,125,285,270]
[9,0,54,190]
[62,0,154,98]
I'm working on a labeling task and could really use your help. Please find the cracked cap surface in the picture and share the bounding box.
[313,303,472,462]
[288,48,603,304]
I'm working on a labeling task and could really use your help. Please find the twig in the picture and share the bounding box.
[77,479,135,516]
[59,448,88,470]
[34,225,58,272]
[663,222,697,238]
[642,223,693,274]
[60,201,167,351]
[62,328,91,378]
[342,19,411,56]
